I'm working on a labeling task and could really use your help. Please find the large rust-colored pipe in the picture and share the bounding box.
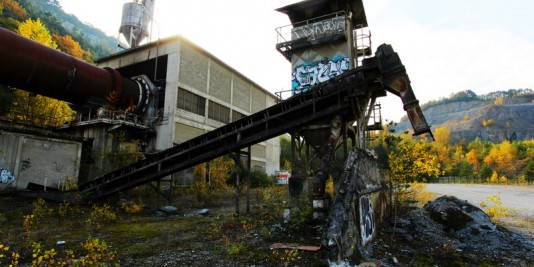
[0,27,145,111]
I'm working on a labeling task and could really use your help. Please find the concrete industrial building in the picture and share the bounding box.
[95,35,281,184]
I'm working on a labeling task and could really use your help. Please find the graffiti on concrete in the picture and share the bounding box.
[292,56,350,94]
[1,167,15,184]
[359,195,375,244]
[291,15,345,40]
[20,158,31,172]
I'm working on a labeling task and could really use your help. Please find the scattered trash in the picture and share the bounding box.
[158,206,178,214]
[56,241,65,245]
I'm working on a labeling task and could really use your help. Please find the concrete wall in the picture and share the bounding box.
[97,36,281,184]
[0,131,81,190]
[174,38,280,178]
[289,15,351,94]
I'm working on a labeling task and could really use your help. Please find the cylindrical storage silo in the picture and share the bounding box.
[119,2,148,47]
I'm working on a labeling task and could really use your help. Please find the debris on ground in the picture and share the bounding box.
[270,243,321,251]
[366,195,534,266]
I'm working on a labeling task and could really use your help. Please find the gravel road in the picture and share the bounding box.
[425,184,534,218]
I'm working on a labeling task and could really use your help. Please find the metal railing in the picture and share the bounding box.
[275,11,347,45]
[427,176,533,185]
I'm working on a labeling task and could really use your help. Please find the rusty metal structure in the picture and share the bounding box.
[0,27,158,122]
[0,0,432,264]
[274,0,432,263]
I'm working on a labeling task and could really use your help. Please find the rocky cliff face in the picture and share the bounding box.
[392,97,534,143]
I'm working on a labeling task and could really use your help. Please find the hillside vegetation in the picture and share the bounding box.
[393,89,534,143]
[1,0,116,60]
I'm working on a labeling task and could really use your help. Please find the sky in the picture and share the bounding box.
[58,0,534,122]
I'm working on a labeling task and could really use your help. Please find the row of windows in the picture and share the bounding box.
[178,88,246,123]
[177,88,206,116]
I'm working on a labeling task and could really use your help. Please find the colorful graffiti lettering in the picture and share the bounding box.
[292,56,350,94]
[359,195,375,244]
[1,167,15,184]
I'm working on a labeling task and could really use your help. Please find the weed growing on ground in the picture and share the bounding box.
[31,198,53,220]
[271,248,300,266]
[120,200,143,214]
[480,195,510,223]
[79,238,119,266]
[392,181,434,216]
[0,244,19,266]
[87,203,117,231]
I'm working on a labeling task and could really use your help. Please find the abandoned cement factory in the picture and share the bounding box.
[0,0,432,263]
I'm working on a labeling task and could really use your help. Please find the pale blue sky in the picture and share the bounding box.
[59,0,534,121]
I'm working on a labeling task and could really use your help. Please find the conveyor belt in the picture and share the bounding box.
[79,44,430,200]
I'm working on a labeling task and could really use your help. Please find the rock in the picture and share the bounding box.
[366,194,534,266]
[424,196,477,231]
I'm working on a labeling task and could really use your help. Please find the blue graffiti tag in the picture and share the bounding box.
[0,167,16,184]
[292,56,350,94]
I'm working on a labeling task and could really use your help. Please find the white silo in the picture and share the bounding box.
[119,0,155,48]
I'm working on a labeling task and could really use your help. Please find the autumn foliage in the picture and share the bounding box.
[372,126,534,185]
[1,0,95,127]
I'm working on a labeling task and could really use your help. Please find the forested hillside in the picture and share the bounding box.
[0,0,116,60]
[392,89,534,143]
[0,0,119,126]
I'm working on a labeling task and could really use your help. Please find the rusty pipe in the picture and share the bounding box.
[0,27,148,113]
[375,44,433,138]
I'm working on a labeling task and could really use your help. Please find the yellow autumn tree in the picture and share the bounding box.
[53,33,92,61]
[6,19,74,127]
[193,156,234,189]
[433,126,450,146]
[489,171,499,183]
[483,141,517,178]
[388,139,441,184]
[494,96,504,105]
[430,128,452,175]
[465,149,480,171]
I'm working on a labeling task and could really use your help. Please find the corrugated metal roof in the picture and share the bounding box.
[276,0,368,27]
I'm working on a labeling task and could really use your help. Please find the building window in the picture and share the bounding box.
[208,100,230,123]
[178,88,205,116]
[232,110,246,122]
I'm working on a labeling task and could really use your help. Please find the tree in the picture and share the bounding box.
[279,134,291,170]
[457,161,473,177]
[479,163,493,182]
[17,18,57,48]
[0,0,27,20]
[53,33,88,60]
[5,19,74,126]
[489,171,499,183]
[388,139,441,184]
[433,126,450,146]
[465,149,480,171]
[494,96,504,105]
[483,141,517,178]
[193,156,234,189]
